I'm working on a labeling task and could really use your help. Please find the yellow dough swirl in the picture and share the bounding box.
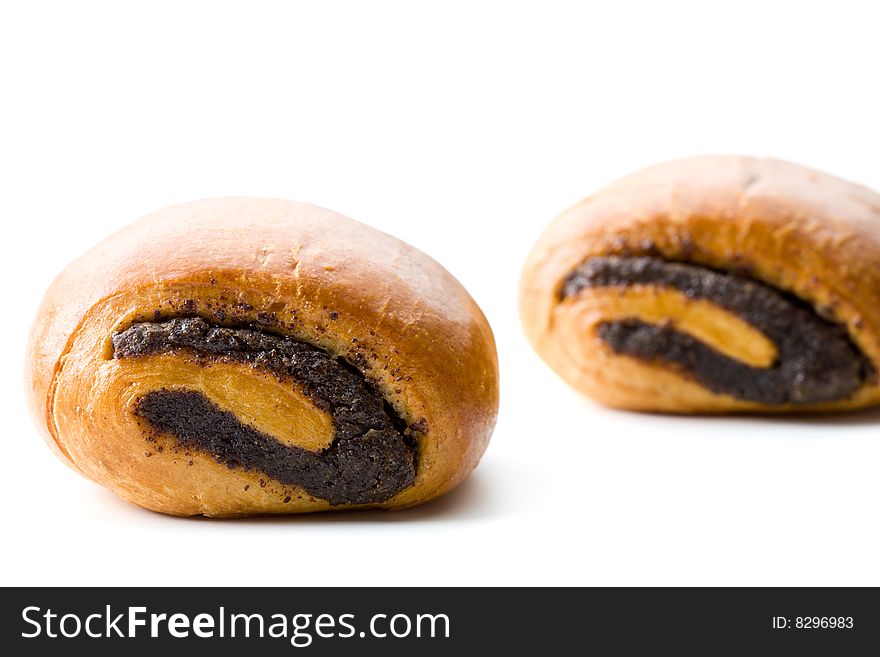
[26,198,499,516]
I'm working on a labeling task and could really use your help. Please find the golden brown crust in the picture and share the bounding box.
[520,156,880,413]
[26,198,498,515]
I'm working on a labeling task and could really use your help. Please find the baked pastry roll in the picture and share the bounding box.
[26,198,498,516]
[521,156,880,413]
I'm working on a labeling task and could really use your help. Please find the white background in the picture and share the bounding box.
[2,1,880,586]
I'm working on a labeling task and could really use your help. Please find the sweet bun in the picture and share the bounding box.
[27,198,498,516]
[521,156,880,413]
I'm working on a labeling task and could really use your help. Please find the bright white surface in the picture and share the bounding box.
[2,1,880,586]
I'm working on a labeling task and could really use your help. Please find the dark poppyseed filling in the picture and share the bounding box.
[562,256,873,405]
[111,317,417,504]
